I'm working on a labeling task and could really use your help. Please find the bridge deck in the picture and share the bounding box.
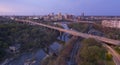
[17,20,120,46]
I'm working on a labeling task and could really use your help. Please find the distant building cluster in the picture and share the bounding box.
[102,20,120,28]
[1,13,120,23]
[28,13,76,22]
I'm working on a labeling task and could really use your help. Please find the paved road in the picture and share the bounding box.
[16,20,120,46]
[103,44,120,65]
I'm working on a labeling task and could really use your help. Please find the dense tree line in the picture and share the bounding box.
[76,38,106,65]
[68,22,120,40]
[92,24,120,40]
[68,23,90,32]
[0,21,59,61]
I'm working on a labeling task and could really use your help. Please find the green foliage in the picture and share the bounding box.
[0,49,6,60]
[68,23,89,32]
[106,53,113,61]
[0,41,9,48]
[81,38,101,47]
[76,38,106,65]
[0,21,59,60]
[93,24,120,40]
[79,61,93,65]
[114,46,120,54]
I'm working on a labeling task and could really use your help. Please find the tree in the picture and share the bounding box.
[0,49,6,60]
[76,38,106,65]
[106,52,112,61]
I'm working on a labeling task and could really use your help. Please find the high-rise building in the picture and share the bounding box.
[81,12,84,17]
[57,12,63,20]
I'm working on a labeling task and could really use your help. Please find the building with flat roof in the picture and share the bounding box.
[102,20,120,28]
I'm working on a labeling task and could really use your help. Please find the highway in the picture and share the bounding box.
[103,44,120,65]
[16,20,120,46]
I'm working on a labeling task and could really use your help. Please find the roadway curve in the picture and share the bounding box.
[103,44,120,65]
[16,20,120,46]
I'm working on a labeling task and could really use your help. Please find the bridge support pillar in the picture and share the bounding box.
[59,31,62,39]
[51,29,55,33]
[53,29,56,33]
[63,34,66,41]
[43,27,46,30]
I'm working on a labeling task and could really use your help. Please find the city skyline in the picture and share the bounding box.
[0,0,120,16]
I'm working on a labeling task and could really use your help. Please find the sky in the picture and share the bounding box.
[0,0,120,16]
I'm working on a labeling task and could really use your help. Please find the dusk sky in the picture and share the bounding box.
[0,0,120,16]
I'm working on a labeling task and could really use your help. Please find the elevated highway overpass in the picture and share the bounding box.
[16,20,120,46]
